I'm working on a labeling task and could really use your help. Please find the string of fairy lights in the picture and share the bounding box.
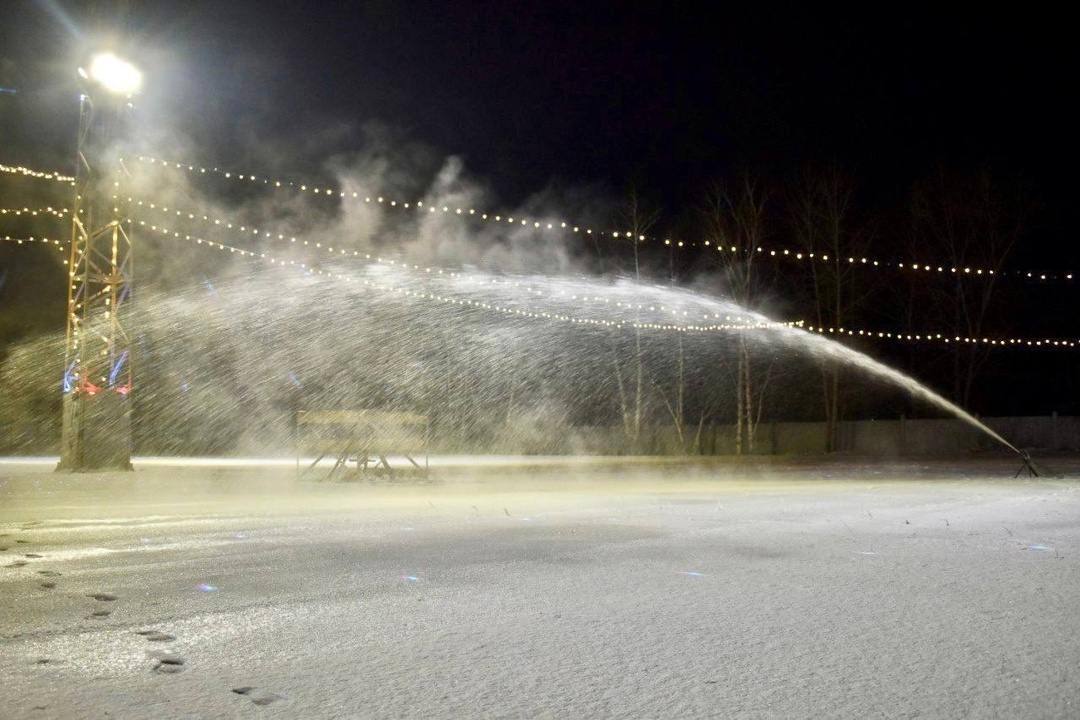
[2,160,1077,348]
[5,158,1076,283]
[1,233,68,256]
[132,217,800,334]
[0,203,1075,348]
[0,206,70,219]
[0,199,70,256]
[120,202,1080,350]
[804,325,1078,349]
[718,245,1073,282]
[124,196,766,323]
[0,163,75,184]
[131,155,626,237]
[132,154,1077,283]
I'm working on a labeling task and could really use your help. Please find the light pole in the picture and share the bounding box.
[58,52,140,471]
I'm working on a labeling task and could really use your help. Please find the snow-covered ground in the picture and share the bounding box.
[1,457,1078,719]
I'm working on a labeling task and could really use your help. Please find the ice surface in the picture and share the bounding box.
[1,457,1078,718]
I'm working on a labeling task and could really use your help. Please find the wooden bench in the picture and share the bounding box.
[296,410,430,480]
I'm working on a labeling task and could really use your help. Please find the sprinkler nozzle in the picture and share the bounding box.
[1015,450,1041,478]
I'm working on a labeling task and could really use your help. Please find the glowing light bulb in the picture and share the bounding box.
[85,53,142,95]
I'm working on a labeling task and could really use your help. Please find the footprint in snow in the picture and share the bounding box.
[232,687,284,705]
[87,592,118,601]
[37,570,61,577]
[135,630,176,642]
[149,651,185,674]
[251,694,285,706]
[39,582,56,590]
[24,553,43,558]
[89,610,111,618]
[5,560,28,568]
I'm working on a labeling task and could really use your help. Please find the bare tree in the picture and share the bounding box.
[607,187,660,451]
[648,229,698,453]
[910,169,1030,408]
[790,165,871,451]
[650,361,714,454]
[703,176,770,454]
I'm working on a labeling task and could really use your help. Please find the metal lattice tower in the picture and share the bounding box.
[58,91,134,471]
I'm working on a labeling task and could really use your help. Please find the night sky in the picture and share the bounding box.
[2,4,1074,225]
[1,1,1077,415]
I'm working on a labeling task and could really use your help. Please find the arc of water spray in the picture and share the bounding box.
[769,324,1019,454]
[460,271,1023,456]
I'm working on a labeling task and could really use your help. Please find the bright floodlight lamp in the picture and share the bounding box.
[80,52,142,96]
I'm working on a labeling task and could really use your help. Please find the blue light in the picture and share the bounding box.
[61,361,77,393]
[108,350,129,386]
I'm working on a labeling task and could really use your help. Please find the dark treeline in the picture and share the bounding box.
[583,164,1075,441]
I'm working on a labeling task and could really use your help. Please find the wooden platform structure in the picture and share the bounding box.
[296,410,430,481]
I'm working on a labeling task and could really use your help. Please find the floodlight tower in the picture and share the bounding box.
[58,53,141,471]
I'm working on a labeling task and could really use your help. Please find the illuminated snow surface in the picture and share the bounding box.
[1,456,1078,718]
